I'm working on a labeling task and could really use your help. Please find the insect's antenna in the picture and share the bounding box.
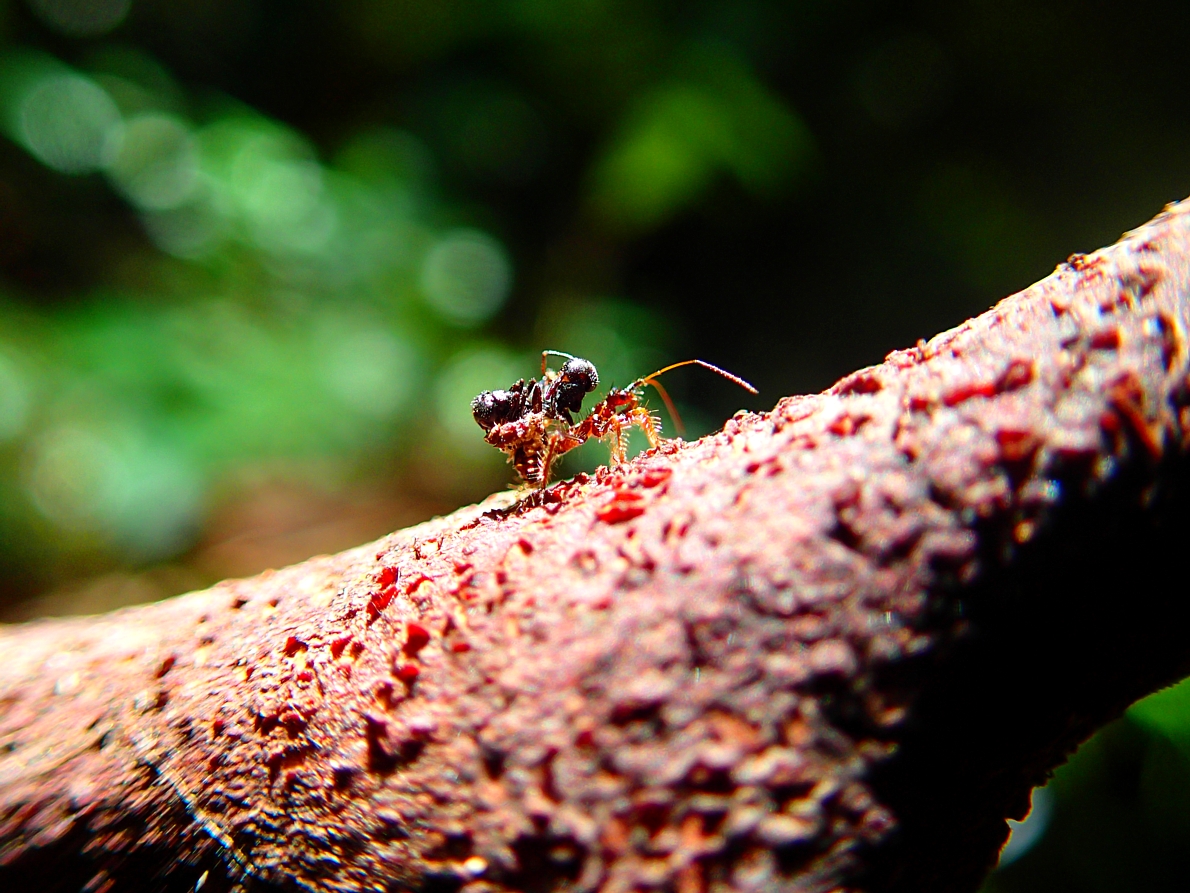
[639,359,759,395]
[642,376,686,436]
[541,349,578,375]
[632,359,756,437]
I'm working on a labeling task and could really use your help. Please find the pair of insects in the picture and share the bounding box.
[472,350,757,486]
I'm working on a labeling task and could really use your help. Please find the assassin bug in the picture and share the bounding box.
[472,350,757,487]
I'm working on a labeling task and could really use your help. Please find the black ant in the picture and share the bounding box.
[472,350,757,486]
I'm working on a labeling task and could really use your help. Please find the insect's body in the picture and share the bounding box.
[569,386,663,465]
[481,410,573,484]
[472,351,755,487]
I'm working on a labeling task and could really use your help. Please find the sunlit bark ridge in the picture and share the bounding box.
[5,199,1190,893]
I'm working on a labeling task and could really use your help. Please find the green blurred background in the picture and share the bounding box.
[0,0,1188,888]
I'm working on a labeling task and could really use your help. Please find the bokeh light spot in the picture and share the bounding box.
[141,199,226,258]
[317,319,421,419]
[434,347,522,453]
[23,426,117,532]
[17,72,120,174]
[23,423,202,559]
[589,45,811,233]
[420,229,512,326]
[227,132,337,254]
[590,85,721,232]
[27,0,132,38]
[105,113,198,210]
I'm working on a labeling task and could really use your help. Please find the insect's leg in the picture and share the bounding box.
[536,438,559,488]
[539,429,585,487]
[628,407,663,449]
[571,413,595,445]
[606,416,627,465]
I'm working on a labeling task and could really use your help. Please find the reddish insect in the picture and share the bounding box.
[472,350,757,486]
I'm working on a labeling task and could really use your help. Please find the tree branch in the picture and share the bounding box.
[5,199,1190,893]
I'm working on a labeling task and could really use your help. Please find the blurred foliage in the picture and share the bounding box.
[2,0,1190,887]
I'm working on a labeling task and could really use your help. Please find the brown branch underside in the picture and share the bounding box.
[5,201,1190,893]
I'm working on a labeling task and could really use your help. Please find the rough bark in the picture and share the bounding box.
[5,199,1190,893]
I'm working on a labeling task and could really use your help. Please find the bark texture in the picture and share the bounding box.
[5,199,1190,893]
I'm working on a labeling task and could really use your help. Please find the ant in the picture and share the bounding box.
[472,350,757,487]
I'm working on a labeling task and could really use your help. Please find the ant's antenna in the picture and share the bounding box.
[634,359,758,437]
[541,349,578,375]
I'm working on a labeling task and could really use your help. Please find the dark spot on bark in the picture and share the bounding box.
[403,623,431,656]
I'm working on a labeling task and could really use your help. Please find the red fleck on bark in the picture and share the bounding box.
[6,199,1190,893]
[393,663,420,684]
[596,489,647,524]
[402,622,431,656]
[367,584,399,623]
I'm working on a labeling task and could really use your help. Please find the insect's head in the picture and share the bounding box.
[472,389,519,430]
[553,357,600,416]
[603,388,636,410]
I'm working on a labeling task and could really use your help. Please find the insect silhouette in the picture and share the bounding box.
[472,350,757,487]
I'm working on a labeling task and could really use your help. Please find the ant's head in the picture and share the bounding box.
[472,389,519,430]
[553,357,599,416]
